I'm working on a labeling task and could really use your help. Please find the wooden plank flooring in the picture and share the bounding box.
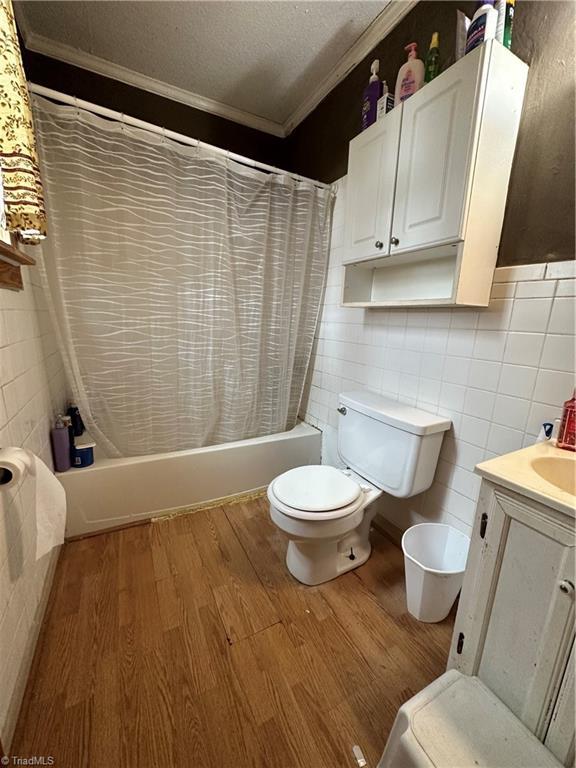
[12,496,454,767]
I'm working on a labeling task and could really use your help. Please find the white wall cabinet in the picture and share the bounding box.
[343,41,528,307]
[448,481,575,766]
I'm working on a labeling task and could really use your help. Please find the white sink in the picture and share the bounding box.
[476,442,576,517]
[531,455,576,496]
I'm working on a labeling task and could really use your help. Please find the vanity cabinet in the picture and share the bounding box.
[448,480,575,766]
[342,41,528,307]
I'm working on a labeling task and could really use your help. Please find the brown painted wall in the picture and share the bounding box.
[285,1,575,266]
[22,49,285,168]
[22,2,575,267]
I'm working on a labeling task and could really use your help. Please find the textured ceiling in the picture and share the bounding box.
[16,1,388,125]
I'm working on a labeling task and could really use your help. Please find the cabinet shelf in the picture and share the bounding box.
[343,242,464,307]
[0,239,36,266]
[0,238,36,292]
[342,41,528,308]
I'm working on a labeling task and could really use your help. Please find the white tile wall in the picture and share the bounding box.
[302,177,576,538]
[0,262,68,747]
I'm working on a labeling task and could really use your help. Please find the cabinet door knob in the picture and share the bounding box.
[337,406,347,415]
[559,580,574,595]
[375,240,384,249]
[390,236,400,246]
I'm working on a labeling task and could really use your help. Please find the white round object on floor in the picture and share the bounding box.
[271,465,361,512]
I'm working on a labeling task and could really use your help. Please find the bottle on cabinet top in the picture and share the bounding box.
[425,32,441,82]
[465,0,498,54]
[394,43,424,105]
[496,0,516,49]
[361,59,383,131]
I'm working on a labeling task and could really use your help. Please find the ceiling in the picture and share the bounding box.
[15,0,416,137]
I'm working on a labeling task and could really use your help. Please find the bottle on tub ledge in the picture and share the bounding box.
[65,403,96,467]
[557,391,576,452]
[67,402,85,438]
[72,437,96,468]
[50,414,71,472]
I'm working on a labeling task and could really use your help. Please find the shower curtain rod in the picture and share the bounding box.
[29,83,331,191]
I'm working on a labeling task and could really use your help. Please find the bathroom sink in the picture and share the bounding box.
[531,456,576,496]
[475,442,576,518]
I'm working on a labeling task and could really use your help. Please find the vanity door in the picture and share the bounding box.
[449,482,575,748]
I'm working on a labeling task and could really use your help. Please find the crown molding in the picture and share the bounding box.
[20,30,287,138]
[16,0,419,139]
[282,0,418,135]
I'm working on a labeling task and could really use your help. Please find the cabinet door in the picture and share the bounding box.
[390,46,483,254]
[544,641,575,766]
[449,483,575,740]
[343,106,402,265]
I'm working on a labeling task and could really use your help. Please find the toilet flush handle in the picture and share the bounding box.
[337,406,347,415]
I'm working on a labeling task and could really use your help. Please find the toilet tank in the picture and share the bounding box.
[337,391,451,498]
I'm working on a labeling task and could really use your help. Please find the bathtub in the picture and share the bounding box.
[58,422,321,537]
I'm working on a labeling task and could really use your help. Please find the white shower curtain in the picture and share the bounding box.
[33,96,333,457]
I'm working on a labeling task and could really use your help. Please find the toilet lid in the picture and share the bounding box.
[271,465,361,512]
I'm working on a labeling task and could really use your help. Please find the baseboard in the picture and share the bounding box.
[4,546,61,749]
[372,513,404,548]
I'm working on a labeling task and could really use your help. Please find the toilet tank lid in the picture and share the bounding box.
[340,391,451,436]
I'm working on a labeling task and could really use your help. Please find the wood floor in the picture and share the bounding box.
[13,496,453,767]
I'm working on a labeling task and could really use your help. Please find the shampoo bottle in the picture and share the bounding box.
[465,0,498,55]
[394,43,424,105]
[361,59,383,131]
[51,415,71,472]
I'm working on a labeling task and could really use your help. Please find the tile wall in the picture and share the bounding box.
[0,261,68,747]
[303,178,575,537]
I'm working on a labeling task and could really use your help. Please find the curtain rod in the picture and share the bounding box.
[28,83,331,191]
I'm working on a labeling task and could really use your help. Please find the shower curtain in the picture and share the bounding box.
[33,96,333,457]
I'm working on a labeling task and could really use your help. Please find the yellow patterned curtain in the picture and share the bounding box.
[0,0,46,243]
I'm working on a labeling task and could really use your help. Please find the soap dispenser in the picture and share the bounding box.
[394,43,424,105]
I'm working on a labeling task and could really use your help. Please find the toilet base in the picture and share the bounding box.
[285,524,373,586]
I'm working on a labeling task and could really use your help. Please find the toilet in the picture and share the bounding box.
[268,391,451,585]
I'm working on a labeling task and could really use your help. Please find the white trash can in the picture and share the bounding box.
[401,523,470,623]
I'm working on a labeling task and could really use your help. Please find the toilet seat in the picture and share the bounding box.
[269,465,365,521]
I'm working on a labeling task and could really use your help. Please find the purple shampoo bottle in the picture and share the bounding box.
[51,414,71,472]
[361,59,383,131]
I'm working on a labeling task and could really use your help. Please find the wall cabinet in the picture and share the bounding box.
[448,481,575,766]
[343,41,528,307]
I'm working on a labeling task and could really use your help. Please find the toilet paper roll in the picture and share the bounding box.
[0,447,66,559]
[0,446,31,490]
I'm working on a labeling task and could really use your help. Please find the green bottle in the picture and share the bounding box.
[424,32,440,83]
